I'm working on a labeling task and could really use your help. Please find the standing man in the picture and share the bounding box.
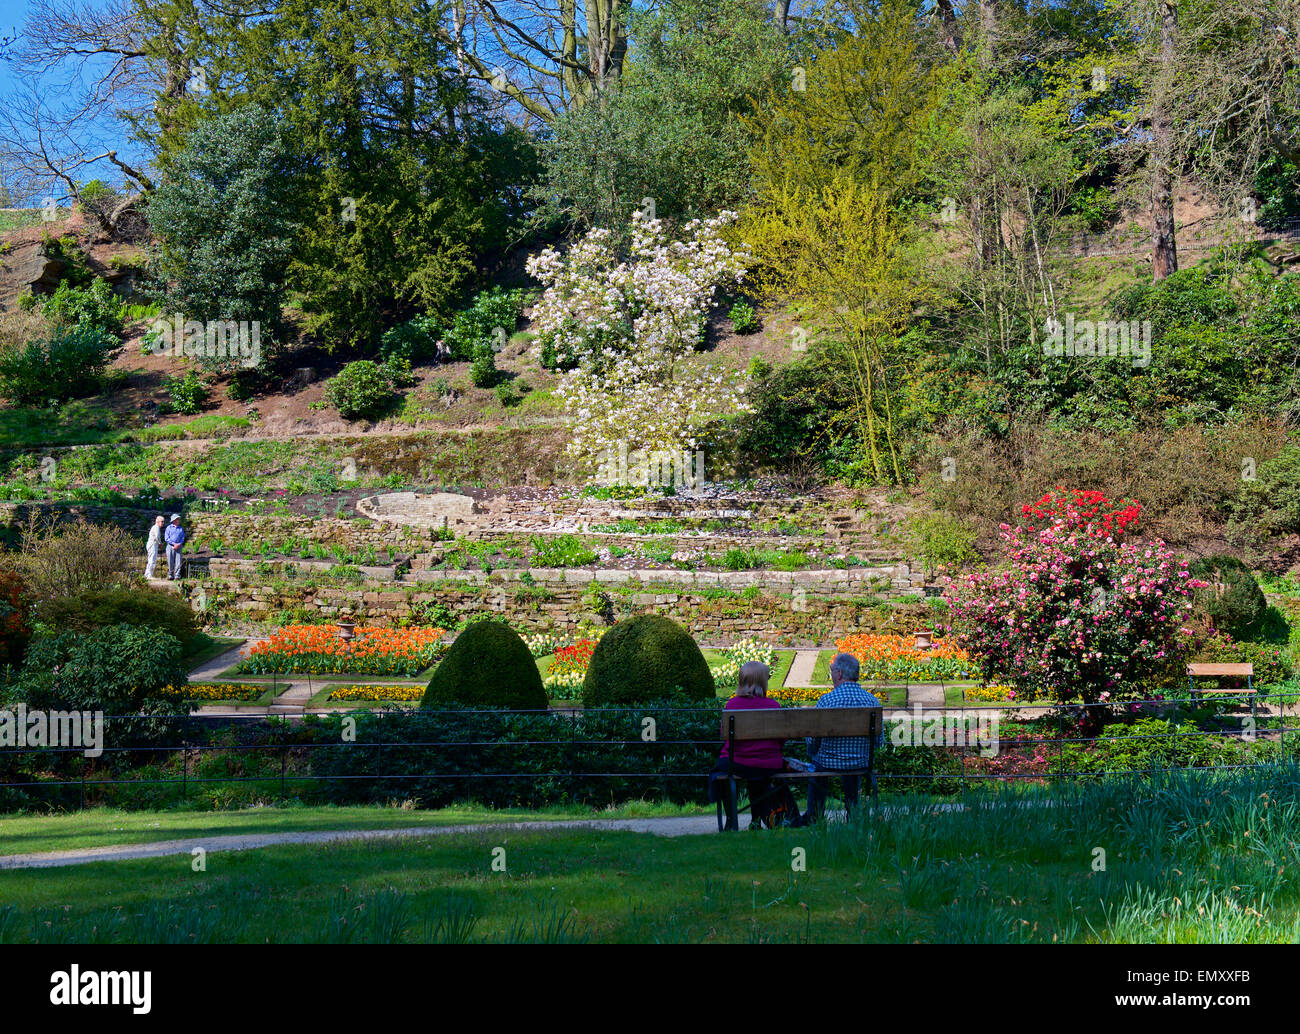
[165,513,186,580]
[144,515,165,579]
[796,653,884,825]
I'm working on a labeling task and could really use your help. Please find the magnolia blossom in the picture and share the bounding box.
[526,212,751,464]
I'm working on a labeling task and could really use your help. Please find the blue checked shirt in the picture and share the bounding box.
[807,681,884,769]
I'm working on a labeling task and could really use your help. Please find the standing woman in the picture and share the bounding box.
[712,661,786,831]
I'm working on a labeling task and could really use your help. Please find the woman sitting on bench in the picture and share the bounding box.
[710,661,790,830]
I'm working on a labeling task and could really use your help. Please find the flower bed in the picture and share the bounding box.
[963,684,1040,703]
[161,682,267,702]
[325,684,424,703]
[545,638,597,691]
[526,627,605,659]
[238,625,446,676]
[710,638,778,688]
[772,685,895,706]
[835,633,970,681]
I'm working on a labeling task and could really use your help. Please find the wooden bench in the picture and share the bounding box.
[1187,663,1256,718]
[714,706,883,831]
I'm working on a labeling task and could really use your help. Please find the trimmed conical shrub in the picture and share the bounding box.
[582,615,713,706]
[422,620,547,709]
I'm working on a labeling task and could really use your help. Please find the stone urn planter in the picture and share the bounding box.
[336,622,356,641]
[913,629,934,651]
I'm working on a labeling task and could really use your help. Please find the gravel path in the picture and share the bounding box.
[783,650,821,688]
[0,816,728,870]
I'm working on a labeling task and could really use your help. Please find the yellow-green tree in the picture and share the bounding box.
[741,0,939,483]
[744,172,928,484]
[744,0,943,204]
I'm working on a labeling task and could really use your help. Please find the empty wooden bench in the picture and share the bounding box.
[1187,663,1256,718]
[714,706,883,831]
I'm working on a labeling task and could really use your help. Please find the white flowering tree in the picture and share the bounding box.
[525,211,751,470]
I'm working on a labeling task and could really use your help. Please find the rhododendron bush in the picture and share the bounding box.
[945,492,1199,732]
[1022,487,1142,539]
[525,211,751,464]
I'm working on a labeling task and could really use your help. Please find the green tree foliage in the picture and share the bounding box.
[422,620,547,710]
[146,105,301,373]
[141,0,538,352]
[537,0,789,231]
[582,615,714,706]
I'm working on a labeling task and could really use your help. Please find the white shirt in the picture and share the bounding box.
[147,524,163,548]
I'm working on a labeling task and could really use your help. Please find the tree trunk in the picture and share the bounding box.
[1150,0,1179,281]
[935,0,960,54]
[977,0,999,66]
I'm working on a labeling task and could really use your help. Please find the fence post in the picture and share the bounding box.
[181,740,187,803]
[1274,681,1284,764]
[960,693,967,796]
[1057,708,1063,782]
[568,708,577,805]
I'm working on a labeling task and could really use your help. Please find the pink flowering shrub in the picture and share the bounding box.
[944,492,1202,732]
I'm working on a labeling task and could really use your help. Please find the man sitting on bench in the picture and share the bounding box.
[795,652,883,826]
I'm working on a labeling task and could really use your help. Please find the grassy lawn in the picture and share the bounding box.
[3,767,1299,942]
[184,635,245,672]
[809,650,835,686]
[0,801,710,858]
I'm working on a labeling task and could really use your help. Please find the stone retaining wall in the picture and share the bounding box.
[190,565,933,646]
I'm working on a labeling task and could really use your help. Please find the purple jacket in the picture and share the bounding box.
[719,695,783,769]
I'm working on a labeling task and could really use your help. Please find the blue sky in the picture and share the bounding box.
[0,0,149,204]
[0,0,29,100]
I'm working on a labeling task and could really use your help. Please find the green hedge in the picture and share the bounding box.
[1188,555,1267,638]
[39,586,199,648]
[311,700,724,808]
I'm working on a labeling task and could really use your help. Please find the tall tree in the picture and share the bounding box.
[436,0,630,125]
[1150,0,1179,280]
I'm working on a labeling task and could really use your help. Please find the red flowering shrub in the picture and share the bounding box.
[1022,488,1142,539]
[0,569,32,669]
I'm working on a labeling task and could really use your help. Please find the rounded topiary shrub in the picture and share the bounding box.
[582,615,713,706]
[1188,556,1266,639]
[421,620,546,710]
